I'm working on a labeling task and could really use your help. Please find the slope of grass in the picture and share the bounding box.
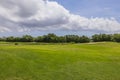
[0,42,120,80]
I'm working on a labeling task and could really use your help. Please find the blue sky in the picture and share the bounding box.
[53,0,120,18]
[0,0,120,36]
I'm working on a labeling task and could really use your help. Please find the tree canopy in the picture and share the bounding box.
[1,33,120,43]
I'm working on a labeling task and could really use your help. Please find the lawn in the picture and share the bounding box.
[0,42,120,80]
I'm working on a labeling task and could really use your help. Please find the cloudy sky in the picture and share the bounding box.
[0,0,120,36]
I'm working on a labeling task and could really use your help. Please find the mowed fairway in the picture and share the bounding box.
[0,42,120,80]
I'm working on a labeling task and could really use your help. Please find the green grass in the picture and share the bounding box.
[0,42,120,80]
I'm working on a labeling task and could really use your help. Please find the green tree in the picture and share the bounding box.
[79,35,90,43]
[57,36,66,43]
[21,35,34,42]
[35,36,43,42]
[6,36,15,42]
[43,33,58,43]
[65,35,80,43]
[92,34,112,42]
[113,34,120,42]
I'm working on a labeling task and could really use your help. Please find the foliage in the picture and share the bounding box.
[92,34,112,42]
[1,33,120,43]
[113,34,120,42]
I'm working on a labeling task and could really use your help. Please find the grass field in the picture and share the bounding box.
[0,42,120,80]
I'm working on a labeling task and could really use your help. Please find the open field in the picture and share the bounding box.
[0,42,120,80]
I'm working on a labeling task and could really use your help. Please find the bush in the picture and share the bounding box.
[14,43,18,45]
[113,34,120,42]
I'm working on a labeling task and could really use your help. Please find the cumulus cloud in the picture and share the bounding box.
[0,0,120,33]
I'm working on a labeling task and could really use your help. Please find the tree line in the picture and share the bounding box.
[0,33,120,43]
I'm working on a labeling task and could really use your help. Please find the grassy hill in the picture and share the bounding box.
[0,42,120,80]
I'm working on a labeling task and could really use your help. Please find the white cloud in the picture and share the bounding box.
[0,0,120,33]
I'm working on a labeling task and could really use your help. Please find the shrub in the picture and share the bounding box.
[14,43,18,45]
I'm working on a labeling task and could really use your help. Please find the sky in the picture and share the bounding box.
[54,0,120,19]
[0,0,120,36]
